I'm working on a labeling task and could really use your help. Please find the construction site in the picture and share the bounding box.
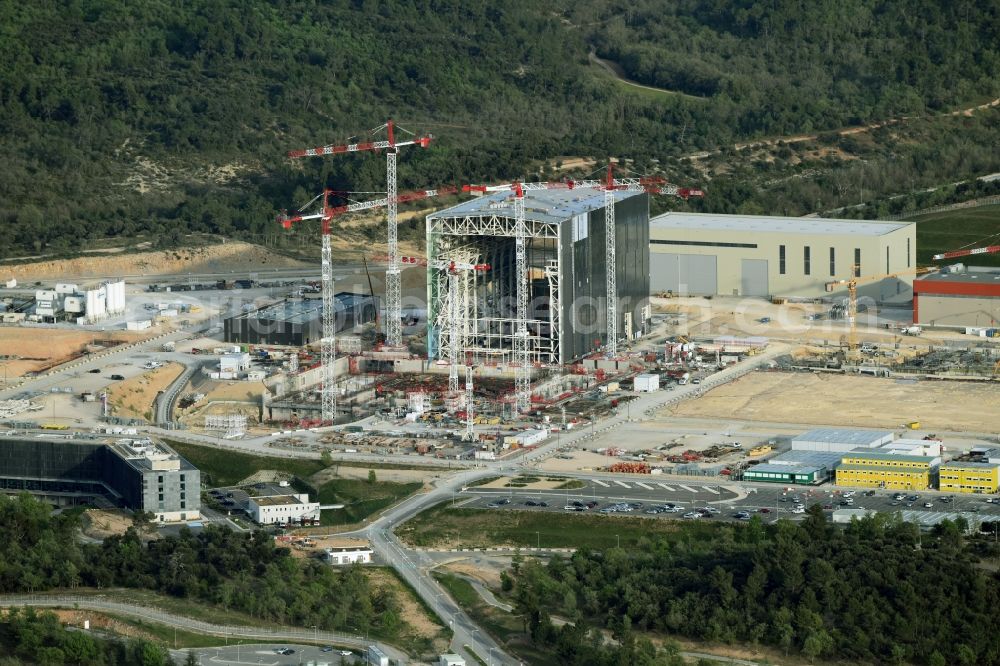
[4,119,1000,473]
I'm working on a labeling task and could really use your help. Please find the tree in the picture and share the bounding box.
[184,651,199,666]
[367,470,376,484]
[320,449,333,466]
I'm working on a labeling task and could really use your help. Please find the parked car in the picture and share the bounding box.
[88,368,101,373]
[109,374,125,380]
[924,502,933,508]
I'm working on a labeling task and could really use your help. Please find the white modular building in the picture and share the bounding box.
[247,493,320,525]
[324,546,374,565]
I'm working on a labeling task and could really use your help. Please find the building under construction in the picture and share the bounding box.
[224,293,378,346]
[426,187,650,367]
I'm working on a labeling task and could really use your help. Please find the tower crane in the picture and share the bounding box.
[572,164,704,357]
[825,265,933,358]
[278,186,458,423]
[288,120,434,349]
[932,244,1000,261]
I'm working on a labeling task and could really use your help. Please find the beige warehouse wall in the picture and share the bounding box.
[650,223,916,300]
[917,295,1000,327]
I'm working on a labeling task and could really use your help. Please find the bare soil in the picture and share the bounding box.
[668,371,1000,432]
[0,328,143,377]
[105,362,185,421]
[0,241,309,281]
[51,609,158,642]
[81,509,135,539]
[364,568,448,651]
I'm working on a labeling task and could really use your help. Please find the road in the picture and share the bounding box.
[0,594,407,663]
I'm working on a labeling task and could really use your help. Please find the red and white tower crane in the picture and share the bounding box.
[932,245,1000,261]
[288,120,433,349]
[278,186,458,424]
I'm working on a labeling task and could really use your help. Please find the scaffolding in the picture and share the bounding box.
[205,414,248,439]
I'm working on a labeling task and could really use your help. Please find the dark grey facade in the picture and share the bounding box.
[0,438,200,522]
[224,293,378,346]
[561,192,650,361]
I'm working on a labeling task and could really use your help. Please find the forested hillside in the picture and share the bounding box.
[0,1,997,257]
[510,510,1000,665]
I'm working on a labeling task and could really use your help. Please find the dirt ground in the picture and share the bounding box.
[0,328,142,377]
[668,371,1000,432]
[279,535,371,560]
[311,466,437,485]
[0,241,309,281]
[440,560,506,589]
[82,509,135,539]
[51,609,157,642]
[105,362,184,421]
[364,567,448,650]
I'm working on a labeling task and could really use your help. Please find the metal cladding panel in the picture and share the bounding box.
[741,259,769,296]
[650,253,717,295]
[913,278,1000,297]
[561,193,649,361]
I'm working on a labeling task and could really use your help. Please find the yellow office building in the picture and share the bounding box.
[939,462,1000,494]
[836,452,937,490]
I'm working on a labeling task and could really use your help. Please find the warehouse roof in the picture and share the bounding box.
[429,187,642,224]
[843,451,938,463]
[792,429,894,446]
[252,495,304,507]
[915,267,1000,284]
[234,293,374,324]
[746,462,825,475]
[767,450,844,468]
[650,212,911,236]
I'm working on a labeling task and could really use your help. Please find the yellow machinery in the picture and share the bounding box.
[907,421,921,429]
[826,265,933,358]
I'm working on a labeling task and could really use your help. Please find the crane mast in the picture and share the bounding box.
[513,183,531,413]
[288,120,433,351]
[464,365,475,442]
[604,165,618,357]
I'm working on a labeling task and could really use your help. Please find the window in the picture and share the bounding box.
[804,246,811,275]
[906,238,911,267]
[158,475,163,483]
[180,501,186,509]
[779,245,786,275]
[158,493,164,501]
[180,474,185,482]
[829,247,836,276]
[854,248,861,277]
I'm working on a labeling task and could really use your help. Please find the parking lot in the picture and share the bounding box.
[460,478,1000,528]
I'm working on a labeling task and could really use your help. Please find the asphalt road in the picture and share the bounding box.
[175,644,361,666]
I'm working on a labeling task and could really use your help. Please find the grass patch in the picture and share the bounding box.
[434,572,556,666]
[909,204,1000,266]
[44,588,272,628]
[465,476,501,487]
[166,439,325,487]
[398,502,726,550]
[100,613,236,649]
[317,478,423,526]
[554,480,585,490]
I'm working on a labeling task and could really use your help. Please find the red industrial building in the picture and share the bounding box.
[913,267,1000,327]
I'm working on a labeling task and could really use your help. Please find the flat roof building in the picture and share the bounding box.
[224,293,377,346]
[743,462,827,485]
[913,265,1000,328]
[649,212,916,300]
[939,461,1000,494]
[791,429,895,453]
[836,451,939,491]
[0,436,199,522]
[247,493,320,526]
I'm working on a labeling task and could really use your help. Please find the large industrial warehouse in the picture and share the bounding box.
[426,187,650,365]
[912,265,1000,327]
[649,212,917,300]
[224,293,378,346]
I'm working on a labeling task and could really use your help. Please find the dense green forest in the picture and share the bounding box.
[0,607,177,666]
[509,509,1000,666]
[0,494,399,637]
[0,1,998,257]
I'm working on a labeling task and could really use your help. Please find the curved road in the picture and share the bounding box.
[0,594,408,663]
